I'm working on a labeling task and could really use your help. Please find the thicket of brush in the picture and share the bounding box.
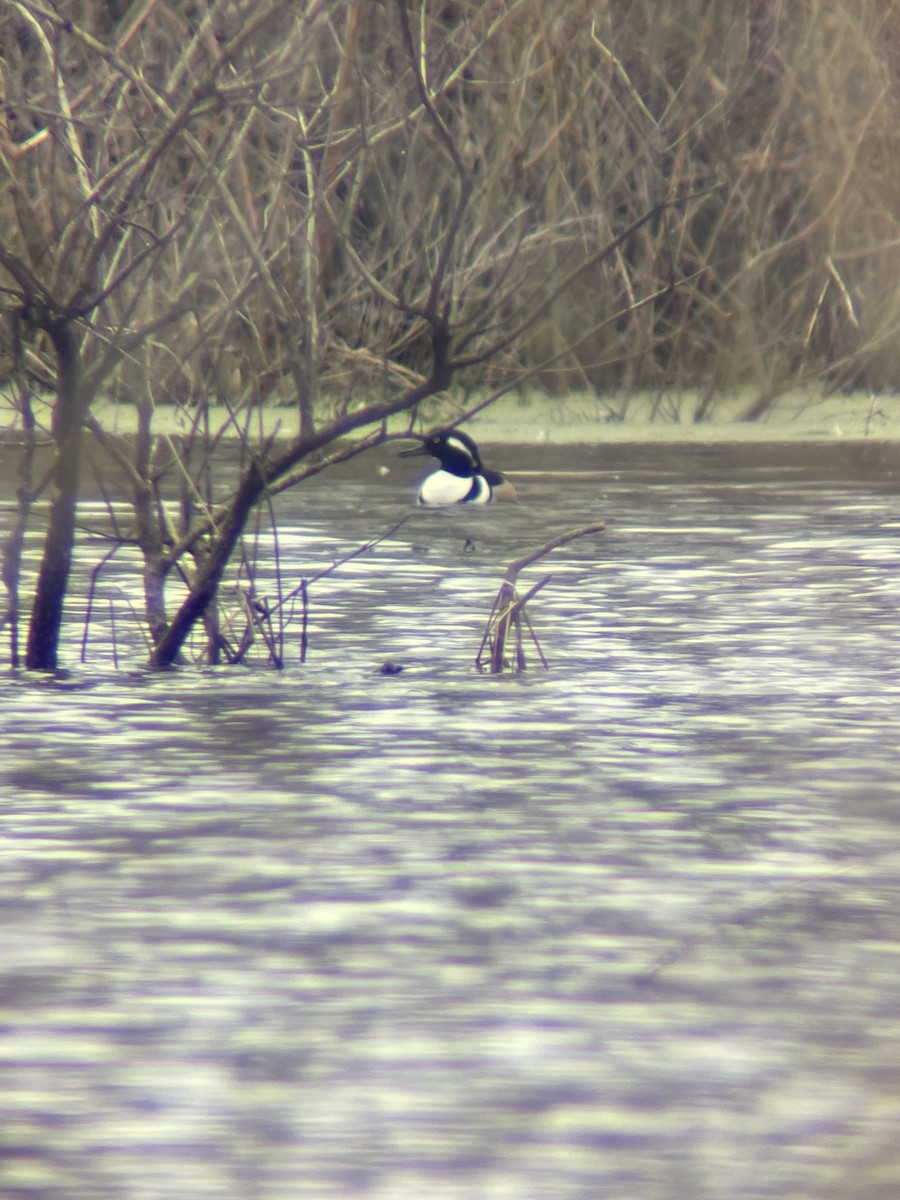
[3,0,900,413]
[3,0,900,671]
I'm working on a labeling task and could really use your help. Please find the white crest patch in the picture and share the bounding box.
[443,435,478,468]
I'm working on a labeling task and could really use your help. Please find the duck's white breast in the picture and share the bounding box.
[417,470,490,506]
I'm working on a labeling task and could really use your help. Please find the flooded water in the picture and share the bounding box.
[3,439,900,1199]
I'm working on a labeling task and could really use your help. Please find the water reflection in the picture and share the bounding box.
[2,443,900,1199]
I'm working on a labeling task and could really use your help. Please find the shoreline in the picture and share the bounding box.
[463,390,900,445]
[5,388,900,446]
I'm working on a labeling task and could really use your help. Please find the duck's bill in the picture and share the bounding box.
[399,444,428,458]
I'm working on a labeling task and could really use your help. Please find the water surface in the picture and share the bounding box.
[2,440,900,1199]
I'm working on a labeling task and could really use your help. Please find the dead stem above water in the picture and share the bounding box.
[477,524,606,674]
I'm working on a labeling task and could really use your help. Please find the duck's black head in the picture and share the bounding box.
[400,429,484,478]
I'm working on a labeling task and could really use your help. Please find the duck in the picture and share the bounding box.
[400,429,517,506]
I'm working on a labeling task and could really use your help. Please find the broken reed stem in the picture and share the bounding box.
[508,577,552,671]
[477,523,605,673]
[486,574,552,673]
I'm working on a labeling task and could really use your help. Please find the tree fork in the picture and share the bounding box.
[148,459,269,669]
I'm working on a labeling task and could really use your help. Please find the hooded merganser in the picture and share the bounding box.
[400,429,517,506]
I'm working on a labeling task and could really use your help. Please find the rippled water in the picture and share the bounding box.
[3,440,900,1199]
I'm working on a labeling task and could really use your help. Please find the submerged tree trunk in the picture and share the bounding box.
[1,386,35,668]
[148,459,268,669]
[25,323,86,671]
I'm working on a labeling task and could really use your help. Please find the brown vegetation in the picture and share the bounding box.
[1,0,899,669]
[477,525,606,673]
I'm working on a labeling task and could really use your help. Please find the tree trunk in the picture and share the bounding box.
[148,460,267,668]
[25,324,85,671]
[1,366,36,667]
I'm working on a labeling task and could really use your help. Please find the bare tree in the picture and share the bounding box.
[0,1,688,670]
[1,0,313,667]
[13,2,890,670]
